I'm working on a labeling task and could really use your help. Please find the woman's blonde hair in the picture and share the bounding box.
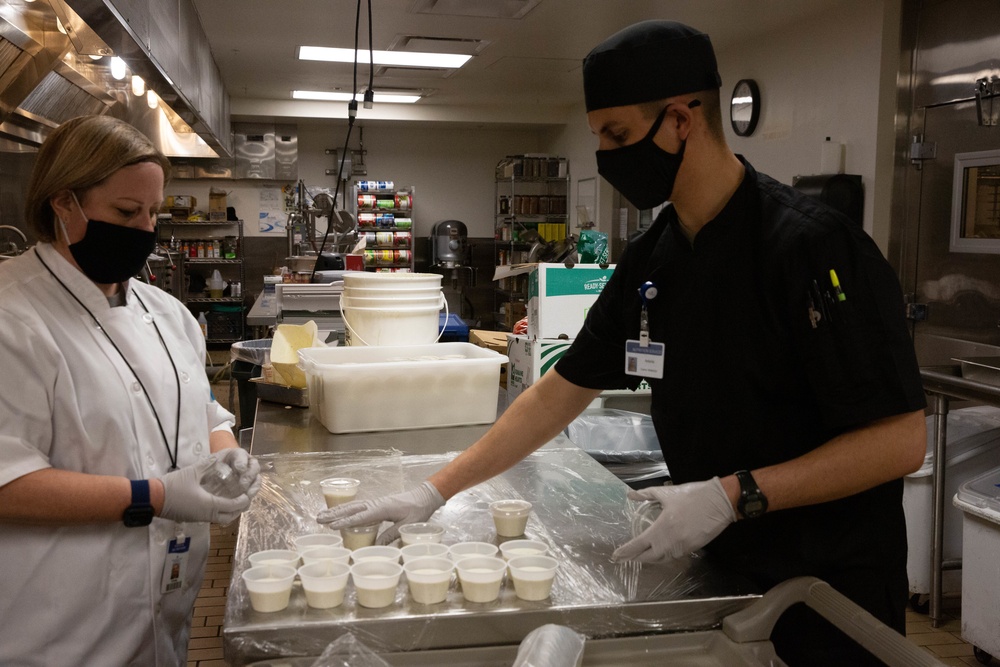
[25,115,171,241]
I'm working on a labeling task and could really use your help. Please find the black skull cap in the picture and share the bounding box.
[583,20,722,112]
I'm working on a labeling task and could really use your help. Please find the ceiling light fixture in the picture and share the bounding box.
[293,90,420,104]
[110,56,126,80]
[146,90,158,109]
[298,46,470,69]
[131,75,145,96]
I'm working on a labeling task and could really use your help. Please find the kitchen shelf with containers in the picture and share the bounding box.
[157,216,247,345]
[352,180,414,272]
[494,155,569,329]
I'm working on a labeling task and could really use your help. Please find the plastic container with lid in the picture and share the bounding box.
[954,465,1000,661]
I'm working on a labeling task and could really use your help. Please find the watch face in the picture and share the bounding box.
[730,79,760,137]
[743,497,766,518]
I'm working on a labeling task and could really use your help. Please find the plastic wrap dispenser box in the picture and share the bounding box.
[297,343,508,434]
[903,406,1000,597]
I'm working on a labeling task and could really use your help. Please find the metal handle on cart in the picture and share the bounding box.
[722,577,945,667]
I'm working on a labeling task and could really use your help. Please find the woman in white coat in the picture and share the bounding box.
[0,115,261,666]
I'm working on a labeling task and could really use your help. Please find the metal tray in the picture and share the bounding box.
[955,357,1000,387]
[249,377,308,407]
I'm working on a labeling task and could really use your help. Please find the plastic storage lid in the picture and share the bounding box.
[955,464,1000,519]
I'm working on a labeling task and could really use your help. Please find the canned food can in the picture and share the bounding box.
[362,231,377,246]
[395,194,411,210]
[358,194,377,209]
[357,180,394,191]
[358,213,376,227]
[394,218,412,230]
[375,198,395,210]
[375,231,394,247]
[393,231,412,247]
[377,249,394,263]
[375,213,395,227]
[394,250,411,264]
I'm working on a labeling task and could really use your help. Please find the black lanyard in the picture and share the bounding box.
[37,251,182,471]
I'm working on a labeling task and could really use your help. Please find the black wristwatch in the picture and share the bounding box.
[123,479,154,527]
[735,470,768,519]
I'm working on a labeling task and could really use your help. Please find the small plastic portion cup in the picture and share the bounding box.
[242,565,297,613]
[499,539,549,561]
[398,522,445,546]
[293,533,344,554]
[300,545,352,566]
[454,556,507,603]
[489,499,532,537]
[630,500,662,538]
[320,477,361,508]
[400,542,450,564]
[351,545,401,564]
[403,556,454,605]
[248,549,301,569]
[448,541,499,562]
[341,524,379,550]
[350,560,403,609]
[297,561,351,609]
[507,555,559,601]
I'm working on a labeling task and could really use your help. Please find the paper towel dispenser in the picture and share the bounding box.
[792,173,864,228]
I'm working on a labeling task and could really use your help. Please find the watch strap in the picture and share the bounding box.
[123,479,154,527]
[735,469,768,519]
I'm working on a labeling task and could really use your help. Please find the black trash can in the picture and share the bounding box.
[230,339,272,429]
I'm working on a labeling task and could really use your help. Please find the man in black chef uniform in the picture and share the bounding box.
[320,20,927,666]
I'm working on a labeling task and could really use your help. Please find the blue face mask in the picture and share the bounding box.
[595,101,698,210]
[59,193,156,284]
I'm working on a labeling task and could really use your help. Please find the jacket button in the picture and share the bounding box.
[180,372,190,383]
[142,313,154,324]
[194,442,203,453]
[132,382,141,393]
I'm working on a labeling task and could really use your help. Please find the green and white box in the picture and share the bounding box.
[528,263,615,340]
[506,335,575,402]
[506,334,651,405]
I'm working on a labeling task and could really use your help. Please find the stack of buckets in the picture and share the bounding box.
[340,272,446,347]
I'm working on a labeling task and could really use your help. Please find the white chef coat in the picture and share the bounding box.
[0,244,236,667]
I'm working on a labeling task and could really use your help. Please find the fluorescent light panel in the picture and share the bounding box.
[298,46,471,69]
[292,90,421,104]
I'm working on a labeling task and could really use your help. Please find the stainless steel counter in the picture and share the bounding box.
[224,405,760,666]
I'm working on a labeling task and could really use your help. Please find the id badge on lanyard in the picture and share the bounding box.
[161,531,192,594]
[625,281,665,379]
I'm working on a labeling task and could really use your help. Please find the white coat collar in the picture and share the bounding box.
[33,243,134,315]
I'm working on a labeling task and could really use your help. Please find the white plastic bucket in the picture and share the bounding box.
[341,293,444,310]
[341,295,447,347]
[343,285,443,299]
[342,272,442,290]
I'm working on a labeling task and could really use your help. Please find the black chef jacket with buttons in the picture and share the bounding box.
[556,159,926,583]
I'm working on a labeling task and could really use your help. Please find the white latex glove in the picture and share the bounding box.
[159,456,252,525]
[216,447,262,500]
[612,477,736,563]
[316,481,445,545]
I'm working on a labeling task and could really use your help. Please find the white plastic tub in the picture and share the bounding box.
[903,407,1000,597]
[297,342,508,433]
[954,465,1000,662]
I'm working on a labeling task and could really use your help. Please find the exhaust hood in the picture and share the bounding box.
[0,0,230,158]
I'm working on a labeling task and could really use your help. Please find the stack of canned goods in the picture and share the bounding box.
[361,231,412,248]
[357,192,413,211]
[168,238,234,259]
[358,212,396,228]
[356,180,394,192]
[363,249,412,267]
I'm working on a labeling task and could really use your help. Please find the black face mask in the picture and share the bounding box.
[60,196,156,284]
[596,103,688,211]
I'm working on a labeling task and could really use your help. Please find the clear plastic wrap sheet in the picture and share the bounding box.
[511,624,585,667]
[563,409,664,464]
[225,444,758,665]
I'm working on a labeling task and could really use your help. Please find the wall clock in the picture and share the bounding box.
[730,79,761,137]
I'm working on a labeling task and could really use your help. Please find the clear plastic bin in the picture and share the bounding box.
[298,342,508,433]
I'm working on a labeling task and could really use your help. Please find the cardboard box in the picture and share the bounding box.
[528,263,614,339]
[506,334,650,405]
[167,195,196,208]
[470,329,510,388]
[209,188,228,222]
